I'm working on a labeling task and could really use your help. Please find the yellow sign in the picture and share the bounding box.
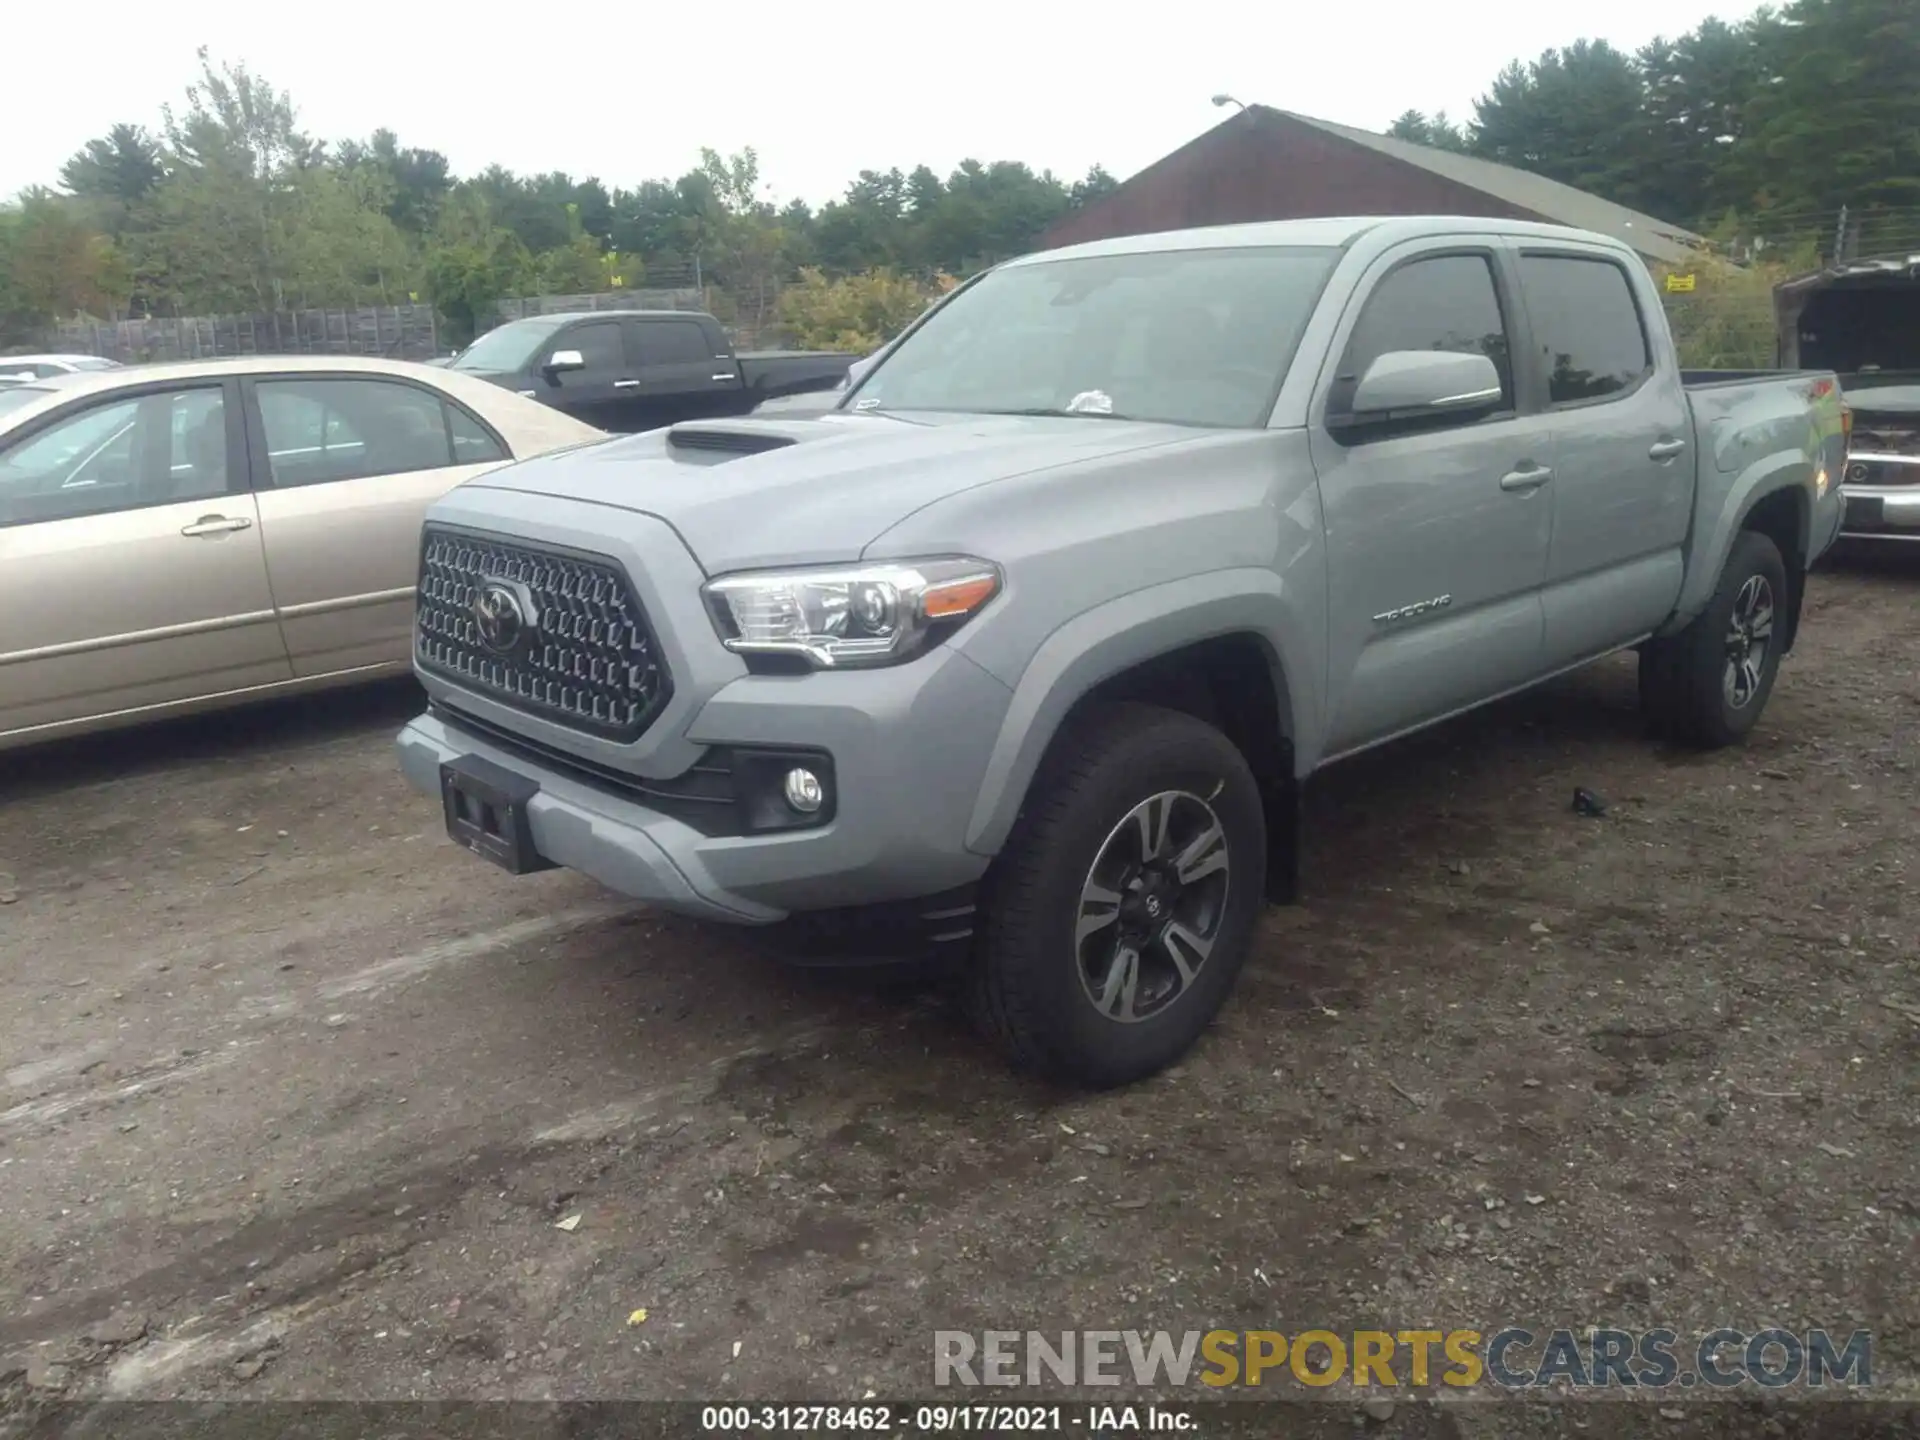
[1664,273,1697,293]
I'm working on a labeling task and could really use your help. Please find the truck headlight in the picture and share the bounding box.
[703,557,1002,669]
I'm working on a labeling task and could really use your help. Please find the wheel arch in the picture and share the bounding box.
[1664,461,1812,650]
[962,570,1317,897]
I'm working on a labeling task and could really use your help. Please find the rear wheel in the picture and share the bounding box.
[1640,529,1788,748]
[971,702,1266,1088]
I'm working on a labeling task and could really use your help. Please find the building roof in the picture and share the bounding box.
[1265,108,1705,265]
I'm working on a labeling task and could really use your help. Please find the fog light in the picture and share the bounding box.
[783,767,824,814]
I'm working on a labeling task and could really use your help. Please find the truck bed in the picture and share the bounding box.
[1681,368,1831,388]
[735,350,857,400]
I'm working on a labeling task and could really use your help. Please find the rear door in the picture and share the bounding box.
[245,373,512,677]
[531,320,629,429]
[0,379,289,739]
[625,315,737,424]
[1309,241,1556,756]
[1514,247,1694,669]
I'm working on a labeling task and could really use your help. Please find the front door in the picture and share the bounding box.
[533,320,630,430]
[1309,243,1556,757]
[0,380,290,741]
[246,373,511,676]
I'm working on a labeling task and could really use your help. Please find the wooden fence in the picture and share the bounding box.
[40,285,784,366]
[51,305,442,364]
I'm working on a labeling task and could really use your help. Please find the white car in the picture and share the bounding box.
[0,354,606,750]
[0,353,122,382]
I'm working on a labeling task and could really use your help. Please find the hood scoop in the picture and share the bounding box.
[666,423,799,457]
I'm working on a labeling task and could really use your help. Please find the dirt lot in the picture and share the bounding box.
[2,550,1917,1436]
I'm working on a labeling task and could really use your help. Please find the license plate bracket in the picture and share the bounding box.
[1846,494,1885,529]
[440,754,554,875]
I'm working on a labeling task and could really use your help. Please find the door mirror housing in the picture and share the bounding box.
[1335,350,1503,428]
[543,349,586,376]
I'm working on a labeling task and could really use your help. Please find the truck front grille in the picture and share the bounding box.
[415,527,672,742]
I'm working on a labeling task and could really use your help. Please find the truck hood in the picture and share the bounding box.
[1839,376,1920,414]
[459,411,1199,571]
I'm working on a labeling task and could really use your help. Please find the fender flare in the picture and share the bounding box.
[962,568,1319,857]
[1662,462,1811,636]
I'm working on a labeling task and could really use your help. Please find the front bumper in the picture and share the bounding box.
[1838,481,1920,541]
[398,640,1010,924]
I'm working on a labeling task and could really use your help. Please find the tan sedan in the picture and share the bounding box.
[0,355,605,750]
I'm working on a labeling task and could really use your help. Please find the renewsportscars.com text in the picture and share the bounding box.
[933,1328,1872,1391]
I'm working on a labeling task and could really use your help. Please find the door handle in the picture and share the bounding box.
[1499,465,1554,493]
[613,379,641,389]
[1648,438,1688,460]
[181,515,253,537]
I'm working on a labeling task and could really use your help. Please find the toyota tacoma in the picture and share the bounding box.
[397,216,1847,1087]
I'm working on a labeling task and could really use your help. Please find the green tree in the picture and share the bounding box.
[1740,0,1920,222]
[1386,111,1471,152]
[422,189,536,343]
[58,124,166,240]
[775,267,945,351]
[0,192,130,339]
[337,128,452,236]
[1471,40,1652,209]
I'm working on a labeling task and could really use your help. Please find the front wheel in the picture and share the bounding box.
[971,702,1267,1088]
[1640,529,1789,748]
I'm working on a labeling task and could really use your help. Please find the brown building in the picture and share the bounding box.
[1040,105,1703,266]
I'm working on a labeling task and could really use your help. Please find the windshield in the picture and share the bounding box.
[849,245,1341,428]
[452,318,567,374]
[67,356,118,372]
[0,386,54,422]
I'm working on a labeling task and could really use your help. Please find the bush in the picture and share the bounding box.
[774,267,952,352]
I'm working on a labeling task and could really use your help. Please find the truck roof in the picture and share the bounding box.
[1020,215,1643,266]
[513,310,714,325]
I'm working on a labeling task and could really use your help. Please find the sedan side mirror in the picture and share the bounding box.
[543,349,586,376]
[1336,350,1503,427]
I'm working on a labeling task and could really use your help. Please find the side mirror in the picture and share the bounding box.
[543,349,586,376]
[1337,350,1503,426]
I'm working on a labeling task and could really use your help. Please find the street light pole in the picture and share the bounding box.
[1211,94,1246,112]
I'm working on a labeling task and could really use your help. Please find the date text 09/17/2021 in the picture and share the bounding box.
[700,1405,1194,1432]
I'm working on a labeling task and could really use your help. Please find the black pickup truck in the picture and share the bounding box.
[448,310,856,433]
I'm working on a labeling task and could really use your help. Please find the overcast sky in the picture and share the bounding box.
[6,0,1763,208]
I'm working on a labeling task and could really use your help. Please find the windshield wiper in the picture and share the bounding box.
[984,406,1135,420]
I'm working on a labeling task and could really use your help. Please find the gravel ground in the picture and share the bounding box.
[1,549,1916,1438]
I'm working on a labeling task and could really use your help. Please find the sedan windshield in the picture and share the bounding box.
[451,318,566,374]
[849,245,1341,428]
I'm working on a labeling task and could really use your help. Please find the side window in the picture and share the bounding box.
[560,323,623,373]
[1335,254,1513,417]
[1518,255,1653,405]
[448,404,508,464]
[637,321,711,366]
[256,378,455,487]
[0,387,229,525]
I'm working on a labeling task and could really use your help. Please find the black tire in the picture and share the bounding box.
[1639,529,1789,749]
[970,702,1267,1088]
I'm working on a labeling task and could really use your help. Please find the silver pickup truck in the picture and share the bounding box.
[397,216,1847,1087]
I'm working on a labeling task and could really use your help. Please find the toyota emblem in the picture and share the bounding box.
[472,581,525,654]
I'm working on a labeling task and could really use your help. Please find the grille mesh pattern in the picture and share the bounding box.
[415,528,670,741]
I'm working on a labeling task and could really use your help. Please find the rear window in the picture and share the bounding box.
[1518,255,1653,404]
